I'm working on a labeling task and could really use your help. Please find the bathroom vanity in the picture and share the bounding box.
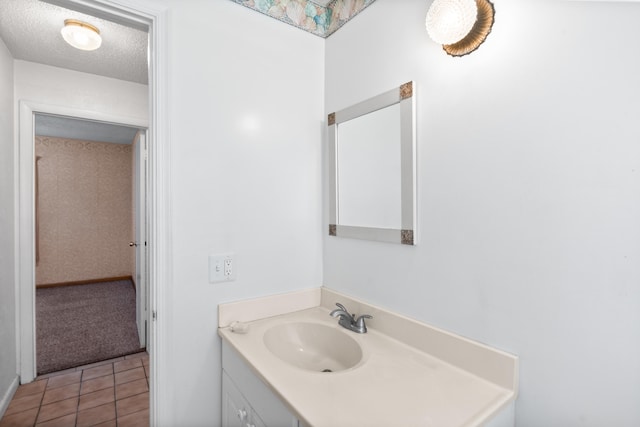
[218,288,518,427]
[222,342,298,427]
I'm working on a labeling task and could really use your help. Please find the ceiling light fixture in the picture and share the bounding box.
[426,0,494,57]
[61,19,102,51]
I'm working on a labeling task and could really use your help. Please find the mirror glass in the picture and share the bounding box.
[337,103,401,229]
[328,81,416,245]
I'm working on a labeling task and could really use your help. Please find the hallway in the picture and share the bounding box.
[0,352,149,427]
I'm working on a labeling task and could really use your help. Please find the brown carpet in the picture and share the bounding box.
[36,279,142,374]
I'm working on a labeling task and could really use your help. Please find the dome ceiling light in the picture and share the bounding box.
[61,19,102,51]
[426,0,495,57]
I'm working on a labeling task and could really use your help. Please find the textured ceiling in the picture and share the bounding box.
[0,0,148,84]
[35,114,141,145]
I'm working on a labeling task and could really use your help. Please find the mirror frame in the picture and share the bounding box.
[328,81,417,245]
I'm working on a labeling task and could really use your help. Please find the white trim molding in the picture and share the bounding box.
[0,376,19,419]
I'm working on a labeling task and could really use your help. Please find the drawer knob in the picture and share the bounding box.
[237,409,247,421]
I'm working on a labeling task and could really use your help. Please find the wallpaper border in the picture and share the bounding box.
[230,0,378,38]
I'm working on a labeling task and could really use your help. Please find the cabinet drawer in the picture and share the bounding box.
[222,341,298,427]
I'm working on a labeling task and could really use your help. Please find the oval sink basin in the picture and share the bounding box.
[263,322,363,373]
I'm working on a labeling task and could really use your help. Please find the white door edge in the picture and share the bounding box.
[134,130,148,348]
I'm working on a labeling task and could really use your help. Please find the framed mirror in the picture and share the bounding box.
[328,81,416,245]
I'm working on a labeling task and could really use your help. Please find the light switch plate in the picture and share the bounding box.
[209,253,236,283]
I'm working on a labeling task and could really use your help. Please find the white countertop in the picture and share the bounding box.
[218,289,517,427]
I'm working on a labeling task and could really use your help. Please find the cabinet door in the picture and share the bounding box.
[222,372,251,427]
[222,341,299,427]
[246,412,267,427]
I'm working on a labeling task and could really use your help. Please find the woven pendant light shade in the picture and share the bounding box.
[426,0,477,45]
[426,0,495,57]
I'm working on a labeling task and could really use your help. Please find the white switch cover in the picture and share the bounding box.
[209,253,236,283]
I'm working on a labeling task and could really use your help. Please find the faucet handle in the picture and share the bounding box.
[335,303,354,319]
[355,314,372,324]
[335,302,350,314]
[354,314,372,333]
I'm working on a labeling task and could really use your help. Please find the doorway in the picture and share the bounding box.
[33,113,148,374]
[16,0,169,424]
[18,102,148,380]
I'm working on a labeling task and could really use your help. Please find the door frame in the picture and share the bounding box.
[19,101,148,372]
[18,102,149,382]
[15,1,170,425]
[133,130,148,348]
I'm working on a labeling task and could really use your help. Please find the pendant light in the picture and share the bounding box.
[426,0,495,57]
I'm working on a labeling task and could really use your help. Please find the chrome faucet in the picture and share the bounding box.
[330,303,372,334]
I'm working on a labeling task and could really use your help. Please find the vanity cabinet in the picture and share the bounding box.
[222,341,299,427]
[222,372,266,427]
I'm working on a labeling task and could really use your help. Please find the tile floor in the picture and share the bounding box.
[0,352,149,427]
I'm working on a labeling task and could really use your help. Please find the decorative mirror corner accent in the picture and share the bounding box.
[328,81,417,245]
[400,81,413,100]
[401,230,414,246]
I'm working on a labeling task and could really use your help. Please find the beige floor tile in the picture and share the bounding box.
[2,356,149,427]
[81,364,113,381]
[42,382,80,405]
[114,367,145,385]
[124,352,147,361]
[78,387,115,412]
[34,412,76,427]
[36,368,77,381]
[143,364,150,379]
[115,392,149,417]
[75,357,124,372]
[0,407,39,427]
[76,402,116,427]
[114,358,142,373]
[4,392,43,416]
[117,408,150,427]
[46,372,81,390]
[13,380,47,399]
[80,375,114,395]
[36,397,78,424]
[115,378,148,401]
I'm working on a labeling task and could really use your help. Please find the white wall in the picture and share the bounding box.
[0,36,17,415]
[161,1,324,425]
[14,61,148,120]
[324,1,640,426]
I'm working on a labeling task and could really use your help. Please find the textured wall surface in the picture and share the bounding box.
[35,136,134,285]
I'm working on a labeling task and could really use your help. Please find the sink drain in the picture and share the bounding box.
[321,369,333,373]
